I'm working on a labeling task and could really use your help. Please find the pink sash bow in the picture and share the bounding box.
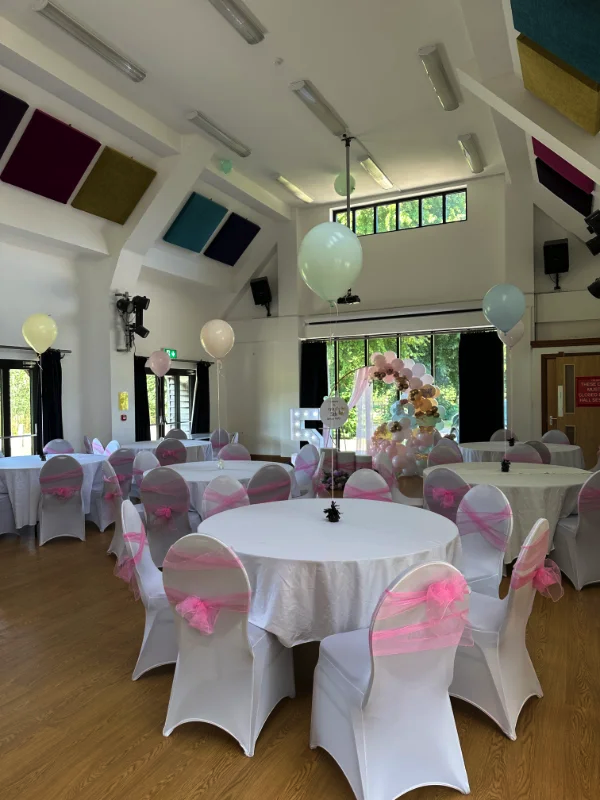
[430,487,458,508]
[114,531,146,600]
[512,558,563,600]
[203,485,249,516]
[103,474,122,501]
[165,586,250,635]
[42,486,78,499]
[458,501,511,551]
[344,484,392,502]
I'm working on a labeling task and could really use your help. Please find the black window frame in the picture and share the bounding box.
[145,367,196,439]
[0,358,39,456]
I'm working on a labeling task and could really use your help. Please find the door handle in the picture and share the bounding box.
[549,416,557,426]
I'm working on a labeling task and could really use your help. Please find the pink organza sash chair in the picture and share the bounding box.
[541,429,570,445]
[490,428,516,442]
[108,447,135,500]
[166,428,187,440]
[552,470,600,589]
[427,441,462,467]
[525,440,551,464]
[210,428,230,457]
[510,533,563,600]
[294,443,319,498]
[219,443,251,461]
[83,436,93,454]
[92,437,105,455]
[247,464,292,504]
[105,440,120,455]
[43,438,75,455]
[506,443,542,464]
[38,454,85,545]
[156,438,187,467]
[132,450,159,498]
[424,467,470,523]
[374,452,424,508]
[343,469,392,502]
[202,475,249,519]
[88,460,121,535]
[141,467,193,567]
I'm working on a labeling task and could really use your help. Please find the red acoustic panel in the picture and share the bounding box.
[1,110,101,203]
[533,138,595,194]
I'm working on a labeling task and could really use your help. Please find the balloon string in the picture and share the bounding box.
[217,358,222,447]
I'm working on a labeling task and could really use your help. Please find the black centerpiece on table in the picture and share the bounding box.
[508,437,515,447]
[501,458,511,473]
[324,501,342,523]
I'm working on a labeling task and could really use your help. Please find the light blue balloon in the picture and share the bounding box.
[298,222,363,303]
[334,172,356,196]
[483,284,525,333]
[390,401,400,417]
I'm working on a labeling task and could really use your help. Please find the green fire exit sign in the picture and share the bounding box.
[164,348,177,359]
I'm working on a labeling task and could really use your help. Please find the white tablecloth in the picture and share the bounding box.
[166,461,298,514]
[125,439,213,462]
[0,454,106,528]
[459,441,585,469]
[198,498,460,647]
[424,462,588,562]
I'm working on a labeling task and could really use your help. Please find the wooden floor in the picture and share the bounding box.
[0,527,599,800]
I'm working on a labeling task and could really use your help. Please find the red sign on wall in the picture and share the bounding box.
[576,376,600,406]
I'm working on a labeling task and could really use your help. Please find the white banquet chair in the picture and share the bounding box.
[506,443,542,463]
[202,475,249,519]
[450,518,563,739]
[83,436,93,454]
[456,485,512,597]
[88,460,122,536]
[166,428,187,440]
[247,464,291,504]
[43,438,75,455]
[92,437,105,455]
[294,443,319,498]
[552,470,600,590]
[490,428,516,442]
[156,438,187,467]
[220,443,251,461]
[374,452,423,507]
[162,533,295,753]
[108,447,136,501]
[38,455,85,545]
[310,561,471,799]
[427,441,463,467]
[0,491,16,536]
[105,440,120,456]
[116,500,178,680]
[541,430,570,445]
[140,467,196,568]
[210,428,230,458]
[343,468,392,502]
[525,440,551,464]
[424,467,470,523]
[131,451,159,500]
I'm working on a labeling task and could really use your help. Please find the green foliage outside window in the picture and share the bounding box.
[355,207,375,236]
[398,199,419,229]
[377,204,396,232]
[445,192,467,222]
[422,195,443,226]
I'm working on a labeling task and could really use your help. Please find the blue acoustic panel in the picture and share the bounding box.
[204,212,260,266]
[163,192,228,253]
[0,89,28,160]
[511,0,600,83]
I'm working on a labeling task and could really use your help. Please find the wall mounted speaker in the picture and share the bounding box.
[536,158,593,216]
[163,192,228,253]
[0,89,28,160]
[250,277,272,306]
[204,212,260,266]
[543,239,569,275]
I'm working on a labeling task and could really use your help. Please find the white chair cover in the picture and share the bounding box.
[105,440,120,455]
[156,438,187,467]
[131,450,159,498]
[116,500,178,679]
[210,428,230,457]
[83,436,93,454]
[141,467,194,567]
[490,428,516,442]
[456,484,512,597]
[92,437,105,455]
[108,447,135,501]
[374,452,423,507]
[450,518,563,739]
[343,468,392,502]
[552,469,600,589]
[432,429,442,445]
[162,533,295,753]
[525,440,552,464]
[43,438,74,455]
[294,443,319,498]
[424,467,470,523]
[541,430,570,444]
[310,561,470,798]
[507,443,542,463]
[166,428,188,440]
[247,464,292,504]
[427,441,463,468]
[220,443,251,461]
[87,460,121,536]
[38,454,85,545]
[202,475,249,519]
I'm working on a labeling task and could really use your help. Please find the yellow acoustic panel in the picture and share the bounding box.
[517,34,600,135]
[72,147,157,224]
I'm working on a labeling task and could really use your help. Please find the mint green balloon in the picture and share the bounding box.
[334,172,356,196]
[298,222,363,303]
[219,159,233,175]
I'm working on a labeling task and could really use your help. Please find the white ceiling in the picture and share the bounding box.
[0,0,504,204]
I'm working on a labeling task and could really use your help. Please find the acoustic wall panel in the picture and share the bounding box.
[1,110,101,203]
[0,89,28,160]
[532,138,594,194]
[163,192,227,253]
[536,158,593,217]
[204,212,260,266]
[71,147,157,224]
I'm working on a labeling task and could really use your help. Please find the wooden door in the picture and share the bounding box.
[544,352,600,468]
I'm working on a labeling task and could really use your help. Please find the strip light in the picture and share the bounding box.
[289,80,348,137]
[418,44,459,111]
[33,1,146,83]
[205,0,266,45]
[276,175,314,204]
[458,134,484,174]
[359,156,393,190]
[187,110,251,158]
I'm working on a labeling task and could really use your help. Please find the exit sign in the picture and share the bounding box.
[164,348,177,359]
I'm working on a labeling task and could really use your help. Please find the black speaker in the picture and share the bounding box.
[543,239,569,275]
[536,158,593,217]
[250,277,272,306]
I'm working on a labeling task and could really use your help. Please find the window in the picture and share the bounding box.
[145,368,195,439]
[333,189,467,237]
[0,360,38,456]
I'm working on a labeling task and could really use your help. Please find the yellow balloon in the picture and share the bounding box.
[22,314,58,354]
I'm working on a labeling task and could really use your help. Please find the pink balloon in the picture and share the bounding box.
[412,363,426,378]
[370,352,383,365]
[384,350,397,362]
[395,443,407,456]
[400,367,413,378]
[392,455,406,471]
[374,354,387,366]
[386,444,396,456]
[146,350,171,378]
[409,377,423,389]
[391,431,402,442]
[390,358,403,371]
[383,373,396,384]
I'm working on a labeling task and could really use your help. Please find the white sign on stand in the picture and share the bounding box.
[320,396,349,429]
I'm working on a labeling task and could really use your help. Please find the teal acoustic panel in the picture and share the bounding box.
[163,192,227,253]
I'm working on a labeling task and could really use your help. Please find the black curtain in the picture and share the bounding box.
[35,349,64,452]
[191,361,211,434]
[300,341,328,439]
[458,331,504,443]
[134,356,151,442]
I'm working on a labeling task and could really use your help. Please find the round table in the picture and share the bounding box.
[166,460,299,514]
[198,498,460,647]
[459,441,585,469]
[0,454,106,528]
[125,439,213,463]
[424,462,588,562]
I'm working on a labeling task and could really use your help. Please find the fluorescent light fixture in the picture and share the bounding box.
[418,44,458,111]
[289,80,348,137]
[205,0,266,44]
[458,133,484,174]
[359,156,393,190]
[33,1,146,82]
[187,110,251,157]
[276,175,314,204]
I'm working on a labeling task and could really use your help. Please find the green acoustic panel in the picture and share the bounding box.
[163,192,228,253]
[72,147,157,225]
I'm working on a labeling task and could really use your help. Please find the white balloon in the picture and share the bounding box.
[200,319,235,359]
[412,363,426,377]
[298,221,363,303]
[403,358,415,369]
[421,374,434,385]
[497,320,525,348]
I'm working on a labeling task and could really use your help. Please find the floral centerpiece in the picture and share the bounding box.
[318,469,350,494]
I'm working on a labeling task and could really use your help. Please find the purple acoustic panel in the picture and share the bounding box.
[533,138,595,194]
[0,89,28,160]
[1,110,101,203]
